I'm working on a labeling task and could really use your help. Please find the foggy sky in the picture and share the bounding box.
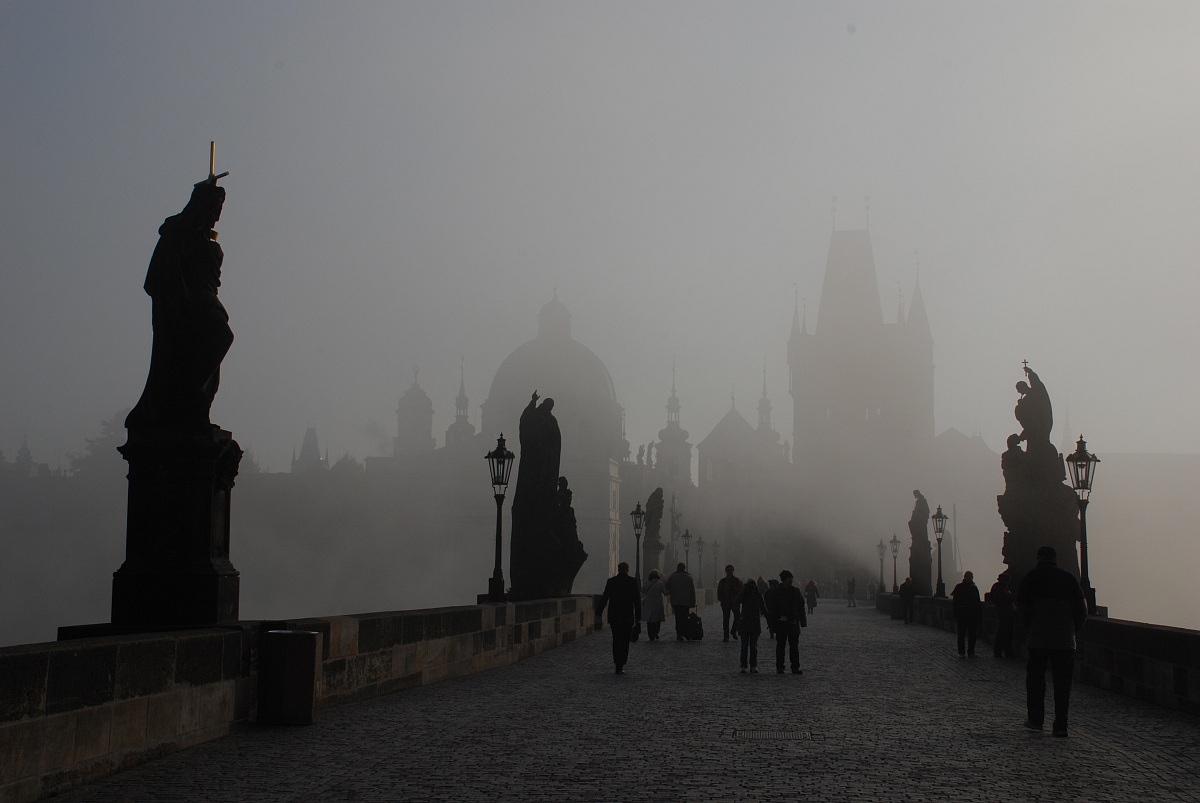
[4,2,1200,474]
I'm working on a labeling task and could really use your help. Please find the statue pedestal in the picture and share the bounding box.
[112,427,242,628]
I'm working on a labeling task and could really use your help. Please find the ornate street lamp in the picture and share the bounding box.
[877,539,886,595]
[484,434,515,602]
[629,501,645,585]
[681,528,692,573]
[1065,435,1100,615]
[696,536,705,588]
[931,505,948,598]
[889,533,901,593]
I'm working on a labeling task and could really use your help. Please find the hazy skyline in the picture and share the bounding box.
[4,2,1200,477]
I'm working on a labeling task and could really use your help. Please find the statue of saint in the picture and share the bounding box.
[908,489,930,539]
[512,390,560,516]
[510,390,586,598]
[126,179,233,433]
[1014,365,1052,446]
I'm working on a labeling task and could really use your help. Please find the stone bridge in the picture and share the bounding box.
[6,600,1198,802]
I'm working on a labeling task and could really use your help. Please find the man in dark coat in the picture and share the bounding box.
[988,572,1017,658]
[597,562,642,674]
[716,564,744,642]
[898,577,916,624]
[768,570,807,674]
[1018,546,1087,736]
[951,571,983,657]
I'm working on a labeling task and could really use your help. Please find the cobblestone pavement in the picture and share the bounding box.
[56,603,1200,802]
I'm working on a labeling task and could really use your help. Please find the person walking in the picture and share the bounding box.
[1018,546,1087,737]
[846,577,857,607]
[989,572,1017,658]
[951,570,983,657]
[898,577,916,624]
[735,578,769,673]
[664,562,696,641]
[642,569,667,641]
[804,579,820,615]
[716,565,744,642]
[597,562,642,674]
[768,570,807,674]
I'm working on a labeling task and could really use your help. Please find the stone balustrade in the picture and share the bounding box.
[874,592,1199,716]
[0,596,593,803]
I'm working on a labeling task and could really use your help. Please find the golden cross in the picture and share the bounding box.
[207,141,230,184]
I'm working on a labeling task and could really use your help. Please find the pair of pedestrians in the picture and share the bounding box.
[735,570,807,674]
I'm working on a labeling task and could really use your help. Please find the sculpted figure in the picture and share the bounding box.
[126,180,233,433]
[998,363,1081,590]
[908,490,930,539]
[1014,365,1052,446]
[510,390,586,598]
[513,390,560,514]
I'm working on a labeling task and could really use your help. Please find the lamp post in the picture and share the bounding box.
[681,528,692,573]
[630,501,646,586]
[1065,435,1100,615]
[713,540,720,587]
[484,434,515,602]
[696,536,704,588]
[932,505,948,598]
[889,533,901,592]
[877,539,886,594]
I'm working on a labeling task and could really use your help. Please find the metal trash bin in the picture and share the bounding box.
[258,629,321,725]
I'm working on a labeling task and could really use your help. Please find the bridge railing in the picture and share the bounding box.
[874,592,1199,716]
[0,595,594,803]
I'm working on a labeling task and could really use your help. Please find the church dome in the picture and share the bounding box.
[483,298,621,460]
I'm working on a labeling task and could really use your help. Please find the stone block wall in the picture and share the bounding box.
[0,628,250,803]
[874,593,1200,716]
[0,596,594,803]
[1077,617,1200,716]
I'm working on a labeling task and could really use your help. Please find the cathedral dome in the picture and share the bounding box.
[483,298,621,460]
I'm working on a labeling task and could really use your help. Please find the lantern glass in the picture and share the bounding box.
[877,540,886,559]
[630,502,645,536]
[889,534,900,557]
[485,435,515,495]
[1065,435,1100,500]
[931,505,948,542]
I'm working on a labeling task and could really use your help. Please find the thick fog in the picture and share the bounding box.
[3,3,1200,640]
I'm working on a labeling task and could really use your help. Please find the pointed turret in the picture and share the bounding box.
[656,360,692,483]
[445,360,476,448]
[395,369,436,456]
[906,276,932,344]
[292,427,327,473]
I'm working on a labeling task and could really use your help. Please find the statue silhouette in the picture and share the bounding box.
[126,180,233,434]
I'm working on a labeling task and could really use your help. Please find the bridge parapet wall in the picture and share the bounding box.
[0,596,593,803]
[874,592,1199,716]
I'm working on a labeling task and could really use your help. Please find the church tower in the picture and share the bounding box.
[788,227,934,538]
[444,363,476,448]
[394,371,436,456]
[292,427,328,473]
[655,363,692,486]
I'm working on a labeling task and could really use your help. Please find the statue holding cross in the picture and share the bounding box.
[126,142,234,433]
[113,143,243,629]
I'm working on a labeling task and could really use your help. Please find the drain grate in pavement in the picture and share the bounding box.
[734,729,809,740]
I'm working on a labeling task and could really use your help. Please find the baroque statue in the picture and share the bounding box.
[126,177,234,435]
[907,489,932,596]
[509,391,587,599]
[997,363,1080,591]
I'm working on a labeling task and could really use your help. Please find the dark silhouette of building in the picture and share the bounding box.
[788,228,934,539]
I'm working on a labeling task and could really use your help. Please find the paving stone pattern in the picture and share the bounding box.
[54,604,1200,802]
